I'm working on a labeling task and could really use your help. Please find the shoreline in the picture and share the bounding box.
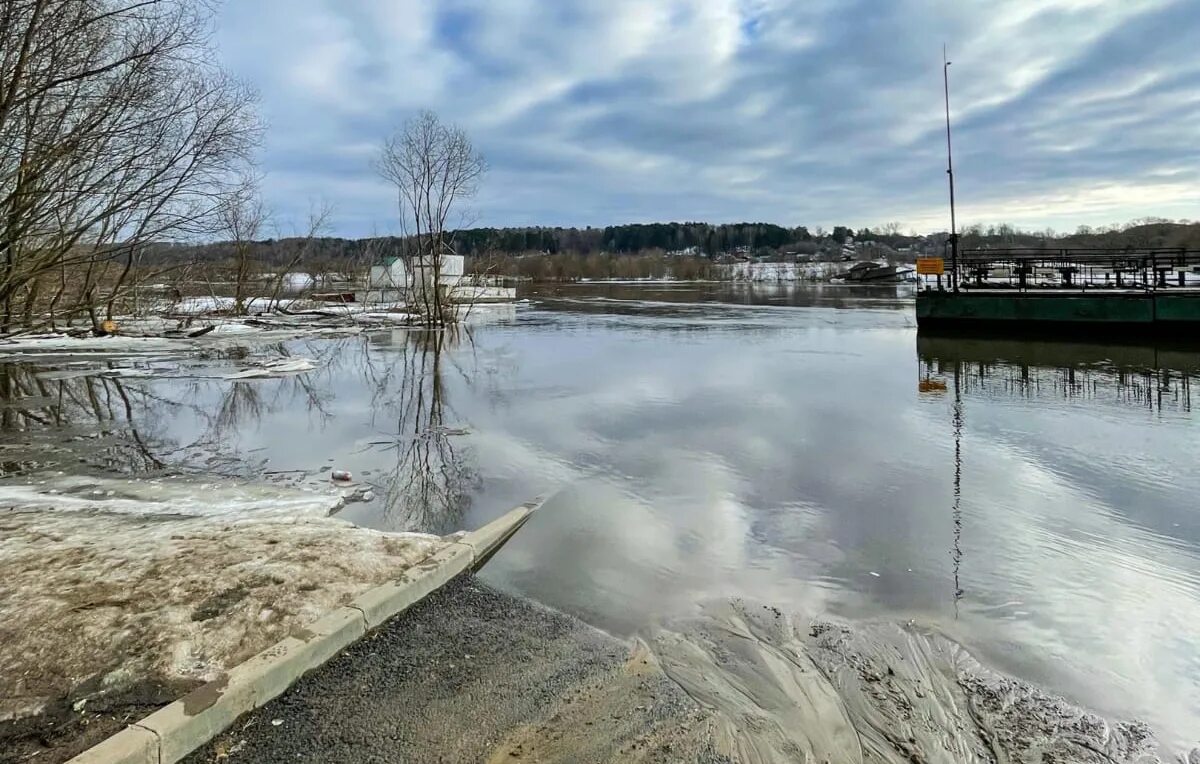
[180,578,1187,764]
[0,503,535,764]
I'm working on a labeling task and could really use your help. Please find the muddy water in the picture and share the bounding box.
[1,283,1198,752]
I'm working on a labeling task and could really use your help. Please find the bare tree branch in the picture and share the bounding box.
[0,0,261,332]
[373,111,486,325]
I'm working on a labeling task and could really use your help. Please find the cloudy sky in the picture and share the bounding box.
[214,0,1200,237]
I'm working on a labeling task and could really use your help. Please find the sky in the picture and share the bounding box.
[213,0,1200,238]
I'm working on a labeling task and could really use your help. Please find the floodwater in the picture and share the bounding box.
[1,282,1198,751]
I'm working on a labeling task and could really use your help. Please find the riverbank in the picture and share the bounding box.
[0,478,450,763]
[1,285,1197,760]
[183,579,1181,764]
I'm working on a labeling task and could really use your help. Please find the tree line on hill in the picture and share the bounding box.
[147,221,917,268]
[958,219,1200,251]
[449,222,923,255]
[149,219,1200,273]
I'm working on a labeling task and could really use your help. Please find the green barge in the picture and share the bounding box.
[916,248,1200,338]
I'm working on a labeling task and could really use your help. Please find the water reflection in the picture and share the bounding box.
[917,336,1200,617]
[917,335,1197,413]
[910,333,1200,748]
[527,282,915,326]
[357,328,478,534]
[0,364,171,475]
[0,330,481,535]
[3,290,1200,749]
[469,295,1200,750]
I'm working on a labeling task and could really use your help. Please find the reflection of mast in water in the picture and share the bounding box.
[951,362,964,616]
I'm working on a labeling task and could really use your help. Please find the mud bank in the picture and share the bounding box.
[0,482,447,763]
[653,599,1188,763]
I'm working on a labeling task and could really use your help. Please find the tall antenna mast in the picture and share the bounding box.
[943,45,958,292]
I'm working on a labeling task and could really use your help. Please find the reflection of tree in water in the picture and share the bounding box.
[0,332,482,533]
[0,340,345,479]
[0,363,172,475]
[362,328,479,535]
[184,342,340,476]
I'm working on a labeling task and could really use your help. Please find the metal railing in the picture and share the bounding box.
[930,247,1200,293]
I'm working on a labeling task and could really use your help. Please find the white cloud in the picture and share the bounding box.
[214,0,1200,235]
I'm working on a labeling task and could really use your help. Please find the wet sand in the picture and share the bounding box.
[186,578,1186,764]
[654,599,1174,763]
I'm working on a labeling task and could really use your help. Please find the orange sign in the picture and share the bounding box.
[916,257,945,276]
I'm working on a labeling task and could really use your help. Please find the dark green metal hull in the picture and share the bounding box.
[916,291,1200,338]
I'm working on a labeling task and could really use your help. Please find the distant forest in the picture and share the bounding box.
[452,222,846,255]
[149,222,867,267]
[149,219,1200,271]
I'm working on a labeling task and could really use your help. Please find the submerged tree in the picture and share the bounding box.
[0,0,261,332]
[373,111,486,325]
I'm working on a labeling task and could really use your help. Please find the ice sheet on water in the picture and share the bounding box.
[0,333,188,357]
[224,357,319,379]
[0,473,345,519]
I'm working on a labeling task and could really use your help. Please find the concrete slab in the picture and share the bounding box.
[461,502,540,570]
[351,542,473,628]
[67,724,158,764]
[297,606,367,667]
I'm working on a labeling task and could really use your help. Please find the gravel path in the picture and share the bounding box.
[186,577,727,764]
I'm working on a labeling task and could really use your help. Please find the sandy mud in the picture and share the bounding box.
[652,599,1184,763]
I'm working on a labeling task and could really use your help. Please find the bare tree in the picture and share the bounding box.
[217,177,267,315]
[0,0,261,333]
[263,201,332,312]
[373,111,486,324]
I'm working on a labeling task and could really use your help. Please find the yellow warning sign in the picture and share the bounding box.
[916,257,945,276]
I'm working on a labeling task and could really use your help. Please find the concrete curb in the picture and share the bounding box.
[67,502,540,764]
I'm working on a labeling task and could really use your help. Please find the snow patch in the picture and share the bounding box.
[0,504,446,722]
[0,474,344,519]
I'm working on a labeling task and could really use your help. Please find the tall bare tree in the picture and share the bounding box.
[373,111,486,324]
[0,0,261,333]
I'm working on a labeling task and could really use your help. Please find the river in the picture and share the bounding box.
[1,282,1197,752]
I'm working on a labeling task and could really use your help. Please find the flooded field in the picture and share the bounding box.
[1,283,1198,754]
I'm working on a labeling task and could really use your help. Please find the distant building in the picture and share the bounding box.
[362,254,515,305]
[365,257,407,303]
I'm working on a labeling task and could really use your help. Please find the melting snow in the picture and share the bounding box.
[0,476,447,723]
